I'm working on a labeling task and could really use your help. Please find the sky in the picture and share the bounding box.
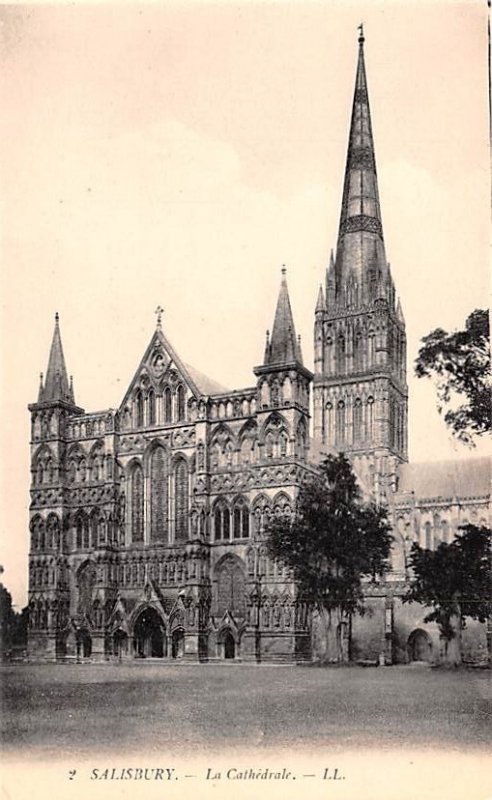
[0,1,489,607]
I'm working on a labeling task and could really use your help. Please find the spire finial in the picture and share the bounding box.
[55,311,59,323]
[358,23,364,45]
[281,265,287,277]
[155,305,164,329]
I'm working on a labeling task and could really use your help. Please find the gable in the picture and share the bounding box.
[119,328,226,413]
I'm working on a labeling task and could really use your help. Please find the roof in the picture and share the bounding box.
[397,457,491,500]
[183,362,229,396]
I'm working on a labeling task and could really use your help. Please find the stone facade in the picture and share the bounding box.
[27,283,314,663]
[26,33,490,664]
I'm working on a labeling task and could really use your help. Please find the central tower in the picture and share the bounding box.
[313,30,408,493]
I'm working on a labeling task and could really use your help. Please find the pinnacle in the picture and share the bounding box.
[39,314,75,404]
[264,270,303,367]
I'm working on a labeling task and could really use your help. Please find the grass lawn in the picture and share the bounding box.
[1,662,490,758]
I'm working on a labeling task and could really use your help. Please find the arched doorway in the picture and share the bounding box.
[171,628,185,659]
[133,607,166,658]
[113,628,128,658]
[223,631,235,660]
[76,628,92,658]
[408,629,432,663]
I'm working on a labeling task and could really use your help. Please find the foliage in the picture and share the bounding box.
[414,309,491,445]
[0,583,28,656]
[405,524,491,641]
[0,583,16,655]
[265,454,392,617]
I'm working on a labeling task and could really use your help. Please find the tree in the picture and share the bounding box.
[265,454,392,662]
[414,309,491,445]
[405,524,491,666]
[0,582,16,659]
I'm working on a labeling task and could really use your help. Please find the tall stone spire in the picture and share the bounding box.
[39,313,75,404]
[334,28,388,305]
[263,268,303,366]
[313,29,408,479]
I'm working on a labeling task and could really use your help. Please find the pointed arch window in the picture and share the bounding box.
[270,381,280,407]
[97,514,106,547]
[216,559,246,616]
[148,390,156,426]
[151,447,168,543]
[67,460,76,484]
[177,385,185,422]
[164,387,172,423]
[79,457,87,483]
[325,402,333,445]
[279,431,288,457]
[233,500,250,539]
[368,333,375,366]
[135,390,144,427]
[131,463,144,543]
[214,503,231,541]
[214,507,223,541]
[75,513,89,549]
[265,432,275,458]
[354,332,363,371]
[174,458,188,542]
[76,516,83,550]
[353,398,362,444]
[336,401,345,448]
[367,396,375,442]
[91,514,99,549]
[337,335,345,375]
[211,442,221,469]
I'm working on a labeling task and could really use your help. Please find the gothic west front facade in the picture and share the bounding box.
[27,33,490,664]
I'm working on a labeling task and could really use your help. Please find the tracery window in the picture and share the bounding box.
[216,558,246,616]
[233,500,250,539]
[131,463,144,543]
[214,503,231,541]
[150,447,168,543]
[75,513,90,549]
[174,459,188,542]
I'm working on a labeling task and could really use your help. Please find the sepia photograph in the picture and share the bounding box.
[0,2,490,799]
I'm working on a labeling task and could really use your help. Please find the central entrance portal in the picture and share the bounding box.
[134,607,166,658]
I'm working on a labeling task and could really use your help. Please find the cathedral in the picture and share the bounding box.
[27,32,490,664]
